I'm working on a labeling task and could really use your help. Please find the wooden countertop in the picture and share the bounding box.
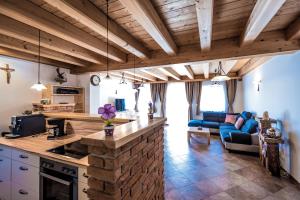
[0,132,89,167]
[0,112,166,167]
[82,117,166,149]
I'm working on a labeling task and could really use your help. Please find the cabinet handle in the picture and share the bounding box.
[0,179,3,182]
[82,188,88,194]
[19,154,28,159]
[83,172,89,178]
[19,189,28,195]
[0,159,3,162]
[19,166,28,171]
[0,149,3,151]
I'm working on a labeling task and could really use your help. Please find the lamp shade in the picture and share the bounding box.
[31,82,46,91]
[211,75,231,82]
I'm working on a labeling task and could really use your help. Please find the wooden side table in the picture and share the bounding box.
[187,127,210,145]
[259,134,283,177]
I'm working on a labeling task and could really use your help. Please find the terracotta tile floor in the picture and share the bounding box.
[163,125,300,200]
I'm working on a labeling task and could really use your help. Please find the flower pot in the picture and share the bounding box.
[104,125,114,136]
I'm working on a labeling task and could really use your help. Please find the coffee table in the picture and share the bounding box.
[187,127,210,145]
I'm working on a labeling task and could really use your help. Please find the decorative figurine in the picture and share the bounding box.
[55,68,67,84]
[0,64,15,84]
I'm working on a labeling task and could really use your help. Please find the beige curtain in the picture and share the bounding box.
[185,81,202,120]
[150,84,158,113]
[158,83,167,118]
[225,79,237,113]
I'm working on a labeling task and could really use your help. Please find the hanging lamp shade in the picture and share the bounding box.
[31,29,46,91]
[211,61,231,82]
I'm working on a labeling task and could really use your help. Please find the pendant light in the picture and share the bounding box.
[31,29,46,91]
[119,72,127,84]
[211,61,231,82]
[104,0,111,79]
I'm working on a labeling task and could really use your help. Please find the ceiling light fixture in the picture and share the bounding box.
[119,72,127,84]
[211,61,231,82]
[105,0,111,80]
[31,29,46,91]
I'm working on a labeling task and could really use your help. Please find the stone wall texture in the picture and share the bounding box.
[86,125,165,200]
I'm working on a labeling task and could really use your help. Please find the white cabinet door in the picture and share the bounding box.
[0,180,11,200]
[12,160,39,192]
[11,182,38,200]
[12,149,39,167]
[0,156,11,181]
[78,167,88,184]
[0,145,11,158]
[78,182,89,200]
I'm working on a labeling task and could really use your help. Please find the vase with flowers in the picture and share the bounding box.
[98,104,116,136]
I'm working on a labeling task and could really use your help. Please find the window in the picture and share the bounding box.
[200,83,226,112]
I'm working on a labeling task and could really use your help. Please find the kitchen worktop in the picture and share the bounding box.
[0,112,166,167]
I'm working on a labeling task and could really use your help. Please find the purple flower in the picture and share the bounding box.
[98,104,116,120]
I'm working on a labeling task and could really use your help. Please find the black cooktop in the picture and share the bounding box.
[47,140,89,159]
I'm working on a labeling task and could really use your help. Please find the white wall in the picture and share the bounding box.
[243,51,300,183]
[0,56,77,132]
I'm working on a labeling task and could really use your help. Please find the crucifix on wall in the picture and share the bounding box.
[0,64,15,84]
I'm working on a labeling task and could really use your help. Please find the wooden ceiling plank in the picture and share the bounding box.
[0,15,106,64]
[123,69,156,81]
[71,30,300,74]
[183,65,194,79]
[240,0,286,46]
[119,0,178,55]
[0,34,89,67]
[0,46,77,69]
[203,63,210,79]
[195,0,214,52]
[222,60,238,74]
[43,0,150,59]
[158,67,181,80]
[286,17,300,40]
[238,57,272,76]
[0,0,126,62]
[139,69,168,81]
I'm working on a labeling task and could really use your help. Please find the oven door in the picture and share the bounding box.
[40,171,78,200]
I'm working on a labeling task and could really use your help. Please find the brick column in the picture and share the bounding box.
[86,126,165,200]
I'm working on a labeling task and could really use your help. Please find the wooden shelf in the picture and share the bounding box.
[52,94,80,96]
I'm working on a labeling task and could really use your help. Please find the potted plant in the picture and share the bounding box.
[148,102,154,120]
[98,104,116,136]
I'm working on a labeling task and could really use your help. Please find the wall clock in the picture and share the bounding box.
[90,75,101,86]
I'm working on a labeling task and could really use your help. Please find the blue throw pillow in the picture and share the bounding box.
[241,119,258,133]
[241,111,252,120]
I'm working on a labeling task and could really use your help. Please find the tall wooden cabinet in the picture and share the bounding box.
[42,85,85,113]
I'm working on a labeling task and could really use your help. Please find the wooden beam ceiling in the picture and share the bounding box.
[123,69,156,82]
[0,34,89,67]
[286,17,300,40]
[240,0,286,46]
[119,0,178,55]
[0,15,106,64]
[0,46,77,69]
[203,63,210,79]
[158,67,181,80]
[222,60,238,74]
[110,71,142,82]
[183,65,194,79]
[139,69,168,81]
[238,57,272,76]
[42,0,150,59]
[72,31,300,74]
[195,0,214,52]
[0,0,126,62]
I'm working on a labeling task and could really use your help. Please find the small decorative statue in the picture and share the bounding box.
[148,102,154,120]
[0,64,15,84]
[98,104,116,136]
[55,68,67,84]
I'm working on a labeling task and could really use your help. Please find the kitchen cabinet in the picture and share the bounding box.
[0,145,11,200]
[78,167,89,200]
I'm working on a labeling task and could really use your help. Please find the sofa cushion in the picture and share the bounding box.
[219,124,237,130]
[241,111,252,120]
[241,119,258,134]
[188,120,203,127]
[235,117,244,130]
[203,112,226,123]
[220,129,242,142]
[230,132,252,145]
[225,114,237,124]
[201,121,220,129]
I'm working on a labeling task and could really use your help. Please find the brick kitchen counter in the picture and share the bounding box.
[81,117,166,200]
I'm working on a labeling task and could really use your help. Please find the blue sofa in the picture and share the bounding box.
[188,111,259,153]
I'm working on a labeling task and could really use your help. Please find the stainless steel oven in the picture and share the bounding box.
[40,158,78,200]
